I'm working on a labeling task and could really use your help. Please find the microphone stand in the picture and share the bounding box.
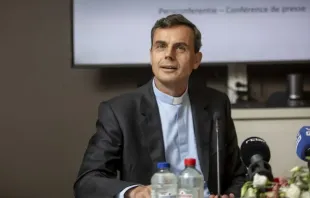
[215,115,221,197]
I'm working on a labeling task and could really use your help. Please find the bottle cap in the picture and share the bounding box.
[184,158,196,166]
[157,162,170,169]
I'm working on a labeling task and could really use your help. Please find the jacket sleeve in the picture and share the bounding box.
[223,97,247,197]
[73,102,138,198]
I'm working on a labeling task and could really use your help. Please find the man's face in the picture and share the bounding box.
[150,25,202,86]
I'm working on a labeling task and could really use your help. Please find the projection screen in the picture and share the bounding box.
[72,0,310,66]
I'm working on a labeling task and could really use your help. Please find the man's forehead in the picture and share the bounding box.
[153,26,194,43]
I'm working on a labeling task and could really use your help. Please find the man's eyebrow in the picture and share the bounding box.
[174,42,189,47]
[154,40,167,45]
[154,41,189,47]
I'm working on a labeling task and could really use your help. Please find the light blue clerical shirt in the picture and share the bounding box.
[152,79,210,198]
[117,79,210,198]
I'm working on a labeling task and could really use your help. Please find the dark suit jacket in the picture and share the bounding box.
[74,80,247,198]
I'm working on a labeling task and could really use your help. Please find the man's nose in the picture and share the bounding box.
[164,47,175,60]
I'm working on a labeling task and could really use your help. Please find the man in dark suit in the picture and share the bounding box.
[74,14,246,198]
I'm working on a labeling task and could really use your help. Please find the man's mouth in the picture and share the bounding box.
[160,65,177,70]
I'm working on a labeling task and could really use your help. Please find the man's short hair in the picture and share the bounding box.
[151,14,202,53]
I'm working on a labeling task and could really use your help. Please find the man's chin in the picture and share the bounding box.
[155,76,185,87]
[156,76,177,84]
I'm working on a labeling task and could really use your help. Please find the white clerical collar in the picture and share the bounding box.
[152,78,188,105]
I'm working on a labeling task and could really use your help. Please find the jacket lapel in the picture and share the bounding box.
[189,88,212,184]
[139,81,166,172]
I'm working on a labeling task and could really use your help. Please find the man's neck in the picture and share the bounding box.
[154,78,188,97]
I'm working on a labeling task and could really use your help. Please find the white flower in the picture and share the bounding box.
[301,191,310,198]
[279,186,289,193]
[286,184,301,198]
[245,187,256,198]
[291,166,301,172]
[253,173,268,188]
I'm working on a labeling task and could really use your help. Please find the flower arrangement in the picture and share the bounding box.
[241,166,310,198]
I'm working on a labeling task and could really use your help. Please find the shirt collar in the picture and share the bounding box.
[152,78,188,105]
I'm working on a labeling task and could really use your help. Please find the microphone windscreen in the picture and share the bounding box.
[296,126,310,161]
[240,137,271,167]
[213,111,220,121]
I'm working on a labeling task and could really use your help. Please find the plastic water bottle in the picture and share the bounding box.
[178,158,204,198]
[151,162,178,198]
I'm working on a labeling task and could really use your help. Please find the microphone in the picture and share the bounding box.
[296,126,310,167]
[213,112,221,197]
[240,137,274,182]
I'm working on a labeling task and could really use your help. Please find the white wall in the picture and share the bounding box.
[233,108,310,177]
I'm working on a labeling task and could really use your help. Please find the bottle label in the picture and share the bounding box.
[179,188,202,198]
[179,189,193,198]
[158,192,177,198]
[159,195,177,198]
[152,190,177,198]
[179,195,193,198]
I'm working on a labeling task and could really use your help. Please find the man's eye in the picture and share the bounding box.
[177,46,186,51]
[157,44,165,48]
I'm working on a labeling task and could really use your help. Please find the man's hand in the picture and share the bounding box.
[209,193,235,198]
[125,185,152,198]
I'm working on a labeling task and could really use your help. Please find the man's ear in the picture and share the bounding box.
[149,48,152,63]
[193,52,202,70]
